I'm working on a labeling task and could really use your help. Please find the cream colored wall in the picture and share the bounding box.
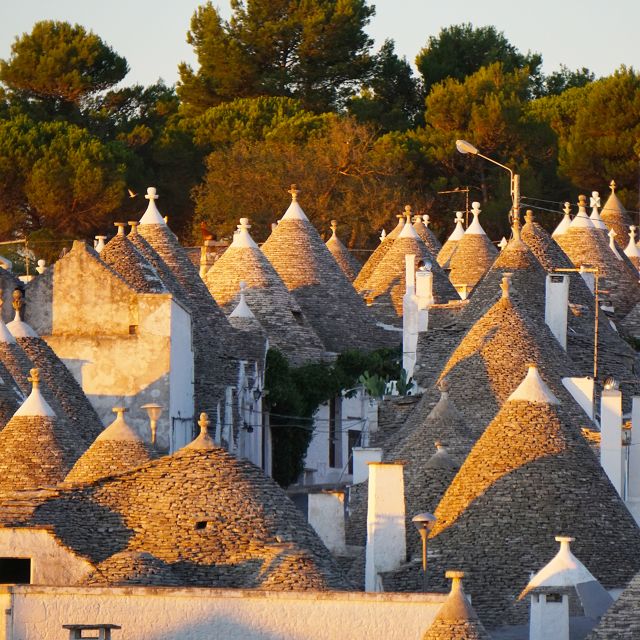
[0,529,93,586]
[4,585,445,640]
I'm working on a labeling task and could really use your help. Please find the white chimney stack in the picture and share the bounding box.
[365,462,406,592]
[601,382,623,496]
[308,490,346,554]
[627,396,640,524]
[403,255,418,379]
[352,447,383,484]
[545,274,569,350]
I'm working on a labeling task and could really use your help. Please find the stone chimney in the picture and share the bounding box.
[601,380,623,496]
[365,462,406,592]
[545,273,569,350]
[351,447,383,484]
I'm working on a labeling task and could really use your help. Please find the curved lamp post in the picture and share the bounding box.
[141,403,163,446]
[455,139,520,223]
[412,512,437,592]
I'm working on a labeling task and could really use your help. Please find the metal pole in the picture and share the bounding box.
[420,529,428,592]
[512,174,520,226]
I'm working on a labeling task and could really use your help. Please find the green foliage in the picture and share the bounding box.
[265,347,401,486]
[542,65,595,96]
[0,115,128,237]
[0,21,128,114]
[348,39,422,132]
[416,24,542,95]
[177,0,375,115]
[192,114,422,244]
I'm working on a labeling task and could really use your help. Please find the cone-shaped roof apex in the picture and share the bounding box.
[465,203,486,235]
[449,212,466,241]
[569,196,594,229]
[626,226,640,258]
[184,413,217,450]
[96,407,142,442]
[139,187,167,226]
[14,368,55,417]
[229,282,256,319]
[281,184,309,221]
[230,218,259,249]
[590,191,608,229]
[507,364,559,404]
[552,203,572,237]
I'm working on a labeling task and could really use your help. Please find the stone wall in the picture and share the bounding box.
[0,585,446,640]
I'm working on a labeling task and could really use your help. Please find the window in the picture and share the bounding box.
[0,558,31,584]
[347,430,361,475]
[195,521,207,530]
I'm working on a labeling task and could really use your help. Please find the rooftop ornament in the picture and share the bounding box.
[412,511,437,592]
[456,139,520,225]
[94,236,107,253]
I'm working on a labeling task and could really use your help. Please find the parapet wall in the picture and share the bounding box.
[1,585,446,640]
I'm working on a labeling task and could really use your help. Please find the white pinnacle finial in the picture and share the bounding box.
[185,412,217,449]
[114,222,126,236]
[330,219,338,238]
[609,228,623,260]
[589,191,607,229]
[230,218,258,249]
[379,228,387,243]
[455,211,464,223]
[590,191,601,209]
[610,179,616,193]
[499,237,508,250]
[14,368,56,417]
[281,184,309,221]
[569,195,594,229]
[465,202,486,235]
[94,235,107,253]
[230,282,256,319]
[563,202,571,216]
[625,226,640,259]
[139,187,166,225]
[508,364,559,404]
[423,214,431,227]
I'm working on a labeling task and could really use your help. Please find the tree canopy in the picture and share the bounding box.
[177,0,375,115]
[0,21,128,116]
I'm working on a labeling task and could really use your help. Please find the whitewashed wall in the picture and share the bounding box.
[1,585,446,640]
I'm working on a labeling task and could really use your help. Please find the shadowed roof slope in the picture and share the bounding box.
[100,225,166,294]
[12,415,351,590]
[587,569,640,639]
[261,186,388,353]
[325,220,361,282]
[417,367,640,628]
[447,203,498,291]
[205,218,326,365]
[354,215,405,290]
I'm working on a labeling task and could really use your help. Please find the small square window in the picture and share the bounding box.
[0,558,31,584]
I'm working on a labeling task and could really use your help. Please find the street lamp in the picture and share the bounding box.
[141,403,163,446]
[412,512,437,592]
[456,139,520,224]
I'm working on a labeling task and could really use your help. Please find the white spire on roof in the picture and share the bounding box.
[465,202,486,235]
[14,368,55,417]
[526,536,596,591]
[185,412,216,450]
[508,364,559,404]
[552,202,572,237]
[609,228,623,260]
[96,407,142,442]
[379,228,387,243]
[114,222,126,236]
[230,282,256,319]
[589,191,607,229]
[0,296,16,344]
[94,235,107,253]
[230,218,259,249]
[139,187,167,226]
[398,205,420,239]
[625,226,640,259]
[498,237,508,251]
[329,219,339,239]
[449,211,466,241]
[6,290,37,338]
[422,214,431,228]
[569,195,594,229]
[281,184,309,221]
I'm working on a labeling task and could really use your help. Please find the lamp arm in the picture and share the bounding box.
[475,152,514,192]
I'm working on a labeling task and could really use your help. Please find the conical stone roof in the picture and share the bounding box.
[587,569,640,639]
[325,220,361,282]
[364,215,458,324]
[100,224,166,294]
[437,212,465,268]
[65,407,153,485]
[17,414,351,590]
[205,218,326,365]
[261,186,387,352]
[447,203,498,292]
[624,225,640,271]
[555,196,640,317]
[552,202,572,238]
[0,369,85,493]
[423,571,492,640]
[354,215,405,290]
[417,365,640,628]
[413,214,442,257]
[601,180,633,246]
